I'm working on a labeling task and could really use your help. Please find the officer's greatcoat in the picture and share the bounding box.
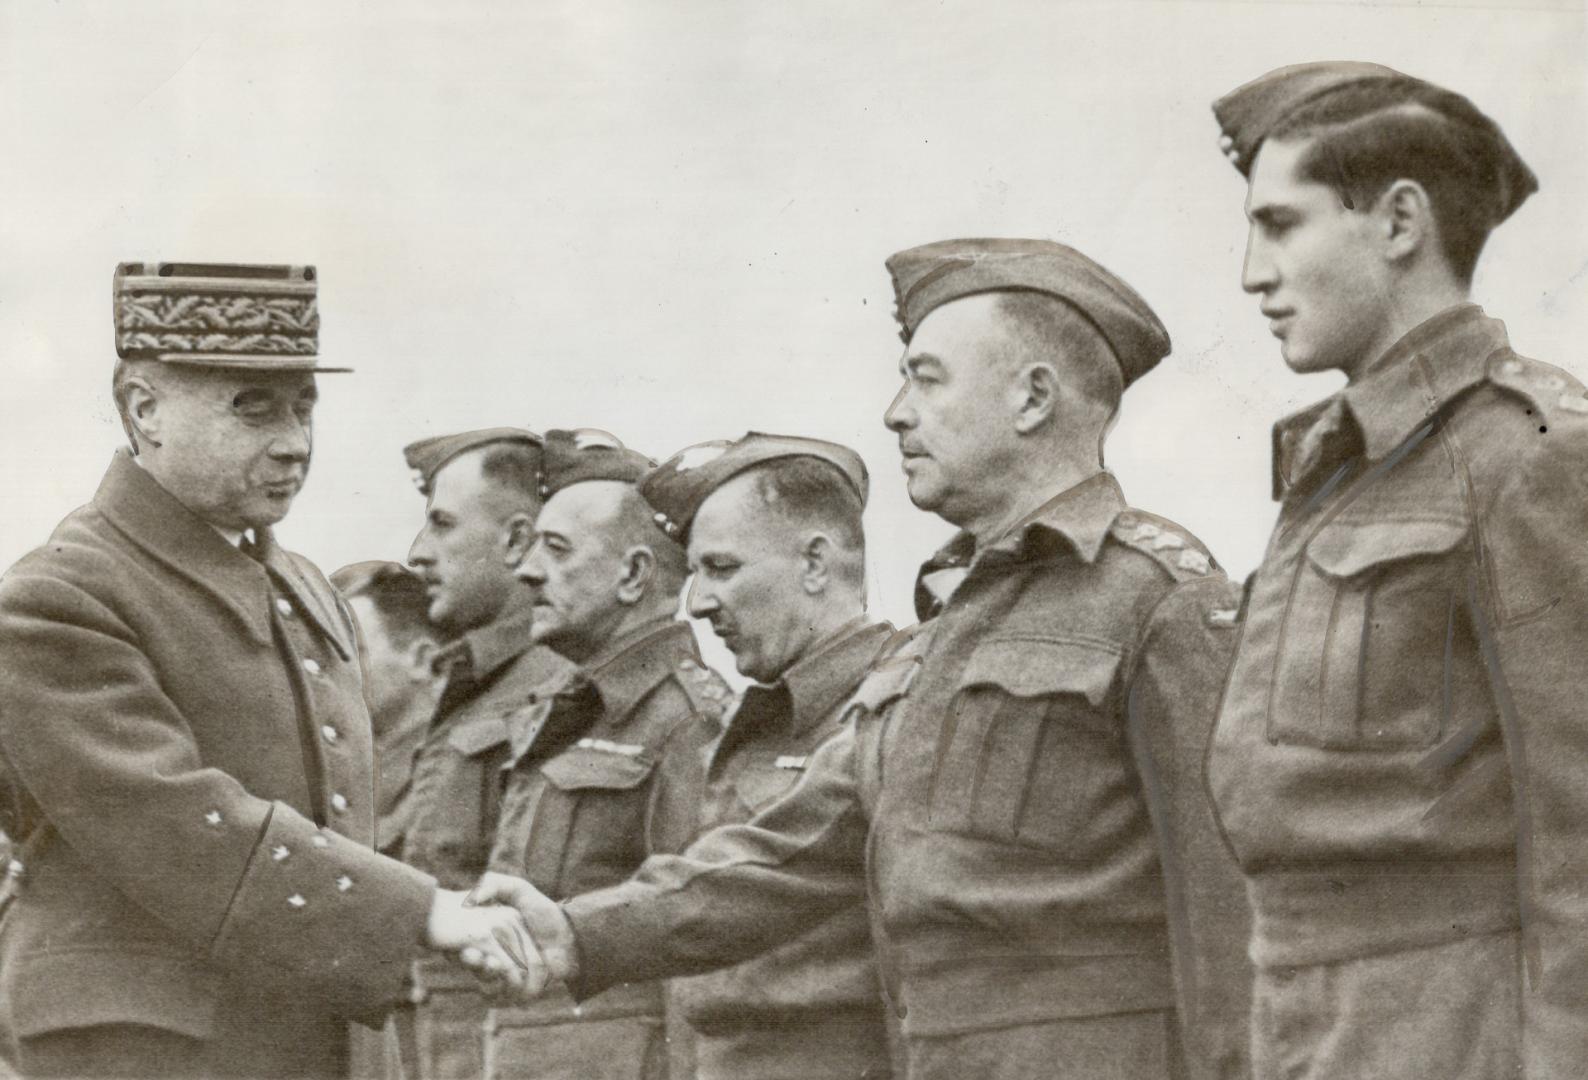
[0,452,435,1077]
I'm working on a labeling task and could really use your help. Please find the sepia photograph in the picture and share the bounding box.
[0,1,1584,1077]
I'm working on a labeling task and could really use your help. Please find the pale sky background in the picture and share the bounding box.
[3,0,1584,673]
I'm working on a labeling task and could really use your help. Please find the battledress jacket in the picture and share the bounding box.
[563,473,1253,1080]
[1208,305,1588,1075]
[0,452,435,1076]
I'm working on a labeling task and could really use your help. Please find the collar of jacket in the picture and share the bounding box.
[582,617,702,724]
[433,604,537,683]
[93,450,351,659]
[770,617,896,738]
[1271,304,1510,496]
[913,471,1125,620]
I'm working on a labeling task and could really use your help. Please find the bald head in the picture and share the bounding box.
[515,480,686,662]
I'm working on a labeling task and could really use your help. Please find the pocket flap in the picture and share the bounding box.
[446,715,512,758]
[539,745,655,792]
[958,637,1122,707]
[1307,519,1467,580]
[7,948,218,1040]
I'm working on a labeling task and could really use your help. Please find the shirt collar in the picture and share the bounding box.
[1272,305,1510,492]
[778,618,895,735]
[584,617,702,724]
[913,471,1126,619]
[432,603,538,683]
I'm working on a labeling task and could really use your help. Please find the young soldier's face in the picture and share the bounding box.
[1242,138,1391,379]
[685,473,814,683]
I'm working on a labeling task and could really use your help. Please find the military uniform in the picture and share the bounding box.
[658,617,897,1080]
[482,429,733,1080]
[1207,306,1588,1077]
[361,432,570,1080]
[563,473,1249,1080]
[0,264,435,1079]
[634,431,898,1080]
[1205,65,1581,1079]
[484,618,730,1079]
[554,242,1252,1080]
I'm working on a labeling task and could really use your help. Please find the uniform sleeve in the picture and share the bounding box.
[0,569,436,1022]
[564,717,870,998]
[1125,573,1253,1080]
[1472,419,1588,1076]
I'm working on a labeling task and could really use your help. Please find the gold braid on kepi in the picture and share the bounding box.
[113,261,346,371]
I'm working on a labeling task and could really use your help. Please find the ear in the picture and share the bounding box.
[503,511,537,568]
[800,533,833,596]
[1013,361,1061,435]
[1379,178,1434,264]
[123,374,164,450]
[616,545,658,605]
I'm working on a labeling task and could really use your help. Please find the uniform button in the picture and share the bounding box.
[311,835,331,849]
[331,793,349,814]
[204,810,224,827]
[271,845,291,862]
[321,725,339,745]
[302,658,322,676]
[6,859,23,880]
[287,894,307,909]
[275,598,294,617]
[336,874,353,892]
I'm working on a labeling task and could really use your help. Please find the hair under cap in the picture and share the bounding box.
[639,432,868,542]
[402,428,543,496]
[885,238,1171,389]
[1211,61,1537,223]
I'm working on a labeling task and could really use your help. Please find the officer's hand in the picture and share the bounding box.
[465,872,580,987]
[425,888,549,995]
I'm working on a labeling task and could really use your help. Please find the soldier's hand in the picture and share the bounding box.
[465,871,580,987]
[425,888,550,995]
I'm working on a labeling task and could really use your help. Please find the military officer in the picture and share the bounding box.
[482,429,733,1080]
[641,432,897,1080]
[469,241,1253,1080]
[1205,63,1588,1078]
[329,561,443,859]
[383,429,572,1078]
[0,262,539,1080]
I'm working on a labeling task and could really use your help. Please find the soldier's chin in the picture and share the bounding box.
[904,474,945,512]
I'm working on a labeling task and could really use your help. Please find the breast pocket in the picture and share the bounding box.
[444,715,514,832]
[928,637,1123,851]
[523,745,657,894]
[1269,518,1469,751]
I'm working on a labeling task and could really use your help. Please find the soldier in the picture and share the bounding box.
[0,262,539,1080]
[329,561,443,859]
[482,429,733,1080]
[469,241,1253,1080]
[641,433,897,1080]
[1204,63,1588,1077]
[385,429,572,1078]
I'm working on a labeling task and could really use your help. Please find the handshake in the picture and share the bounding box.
[422,873,578,1002]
